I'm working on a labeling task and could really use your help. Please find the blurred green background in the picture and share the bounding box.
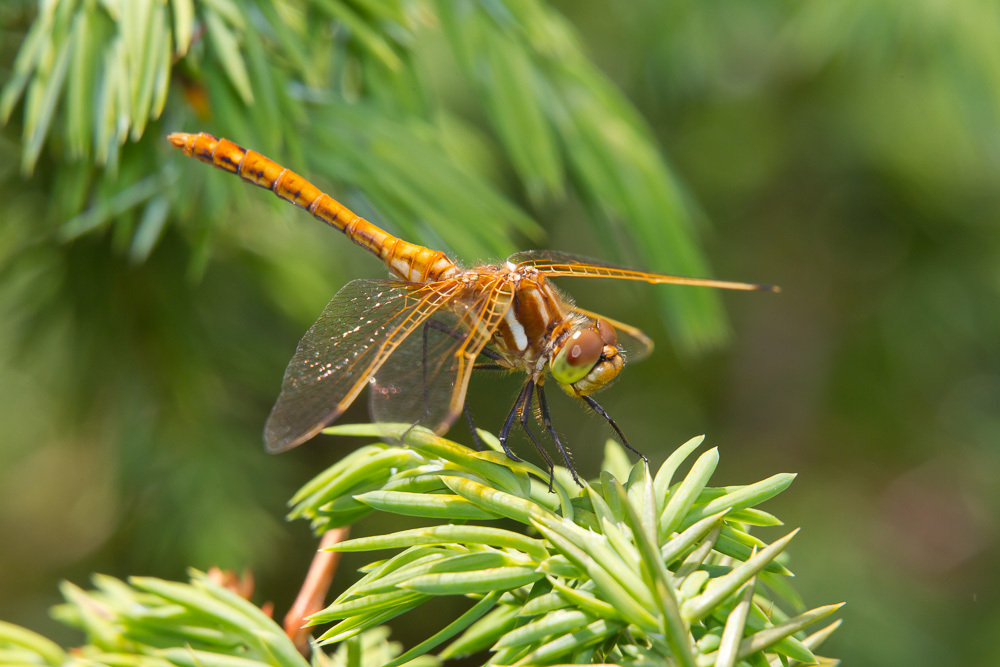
[1,0,997,664]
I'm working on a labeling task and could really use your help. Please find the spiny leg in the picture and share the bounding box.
[498,382,531,462]
[426,319,504,362]
[401,319,443,443]
[401,319,457,443]
[464,361,512,446]
[582,395,648,462]
[517,380,556,489]
[417,318,503,447]
[463,403,484,451]
[536,384,581,485]
[419,319,434,422]
[473,363,508,371]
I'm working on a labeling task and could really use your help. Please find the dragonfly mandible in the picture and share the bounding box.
[168,132,778,480]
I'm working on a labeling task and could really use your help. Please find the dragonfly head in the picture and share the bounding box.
[550,318,624,396]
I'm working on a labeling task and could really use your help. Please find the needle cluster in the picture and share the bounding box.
[289,425,842,665]
[0,426,841,667]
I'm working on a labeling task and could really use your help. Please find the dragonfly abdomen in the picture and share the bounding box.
[168,132,458,283]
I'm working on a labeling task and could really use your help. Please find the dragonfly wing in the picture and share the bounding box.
[264,279,460,453]
[369,278,514,434]
[508,250,777,291]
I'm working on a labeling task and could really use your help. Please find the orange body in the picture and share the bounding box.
[168,132,459,284]
[168,131,777,478]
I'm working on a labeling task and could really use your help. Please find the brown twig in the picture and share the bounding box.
[283,527,351,655]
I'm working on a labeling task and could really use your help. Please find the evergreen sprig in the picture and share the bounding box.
[0,427,841,666]
[0,572,430,667]
[288,425,843,665]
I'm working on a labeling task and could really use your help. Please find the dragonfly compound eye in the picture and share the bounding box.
[595,318,618,346]
[551,329,604,385]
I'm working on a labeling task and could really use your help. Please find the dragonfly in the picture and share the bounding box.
[168,132,778,480]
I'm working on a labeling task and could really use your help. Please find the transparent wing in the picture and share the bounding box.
[571,305,654,363]
[508,250,778,292]
[369,278,514,434]
[264,279,461,453]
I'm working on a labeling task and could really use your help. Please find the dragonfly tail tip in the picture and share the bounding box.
[166,132,193,151]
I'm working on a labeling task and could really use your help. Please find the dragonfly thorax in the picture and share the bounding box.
[484,264,625,395]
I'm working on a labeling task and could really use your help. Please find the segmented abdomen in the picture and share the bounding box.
[167,132,459,283]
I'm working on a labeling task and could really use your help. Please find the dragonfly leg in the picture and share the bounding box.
[402,320,460,442]
[581,395,648,463]
[498,382,530,462]
[422,319,503,448]
[427,319,507,371]
[425,318,465,340]
[535,384,581,485]
[473,363,508,371]
[426,319,504,362]
[463,403,485,451]
[418,320,434,426]
[517,380,556,490]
